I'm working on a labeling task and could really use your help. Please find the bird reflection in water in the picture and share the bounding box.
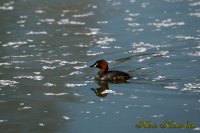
[91,81,109,97]
[91,79,129,97]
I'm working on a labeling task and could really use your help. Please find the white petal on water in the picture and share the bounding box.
[35,10,45,14]
[128,22,140,27]
[100,46,111,49]
[33,72,41,75]
[86,111,90,114]
[182,83,200,91]
[0,100,7,103]
[189,2,200,7]
[38,123,45,127]
[14,76,43,80]
[73,12,93,18]
[171,35,199,40]
[0,80,18,87]
[44,93,68,96]
[63,116,70,120]
[0,6,14,10]
[101,90,124,95]
[0,62,12,66]
[165,62,172,66]
[129,95,138,99]
[26,31,47,35]
[3,41,28,48]
[73,65,87,70]
[114,46,122,48]
[95,37,116,45]
[101,112,106,115]
[95,116,100,118]
[43,83,56,87]
[129,47,147,53]
[125,105,132,109]
[42,66,56,70]
[0,120,8,123]
[164,85,178,90]
[87,101,95,104]
[57,19,85,25]
[151,114,164,118]
[141,105,151,108]
[19,103,24,106]
[86,51,104,56]
[193,127,200,131]
[65,83,87,87]
[148,18,185,28]
[69,71,84,75]
[0,1,15,10]
[153,76,166,81]
[188,52,200,57]
[101,90,116,94]
[97,21,108,24]
[18,106,32,110]
[73,93,82,96]
[190,13,200,18]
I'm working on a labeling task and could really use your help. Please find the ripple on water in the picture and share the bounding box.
[18,106,32,111]
[193,127,200,131]
[137,51,169,62]
[3,41,28,48]
[190,12,200,18]
[42,66,56,70]
[101,90,124,95]
[129,42,169,54]
[0,80,18,87]
[44,93,68,96]
[167,34,200,40]
[95,36,116,45]
[39,18,55,24]
[188,52,200,57]
[65,83,87,88]
[0,120,8,123]
[0,62,12,66]
[63,116,70,120]
[182,83,200,92]
[69,71,84,76]
[148,18,185,30]
[73,65,87,70]
[26,31,47,35]
[164,83,178,90]
[97,21,108,24]
[35,10,45,14]
[14,76,43,81]
[86,51,104,56]
[0,1,15,10]
[43,83,56,87]
[38,60,86,67]
[72,11,94,18]
[57,19,85,25]
[151,114,164,118]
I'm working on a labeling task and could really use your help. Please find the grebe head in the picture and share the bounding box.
[90,59,108,70]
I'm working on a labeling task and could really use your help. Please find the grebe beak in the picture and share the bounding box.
[90,63,98,67]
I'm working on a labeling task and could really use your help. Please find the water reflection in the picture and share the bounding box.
[91,78,171,98]
[91,81,109,97]
[90,79,129,97]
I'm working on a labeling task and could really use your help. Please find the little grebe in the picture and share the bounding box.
[90,59,131,82]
